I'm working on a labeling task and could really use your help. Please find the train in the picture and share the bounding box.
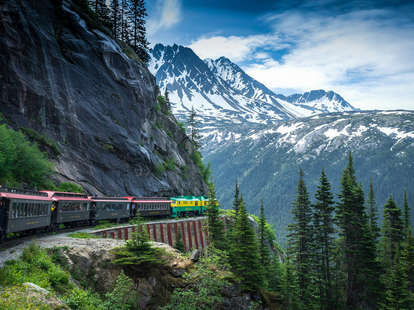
[0,187,214,242]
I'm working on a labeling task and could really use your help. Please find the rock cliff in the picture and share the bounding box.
[0,0,207,195]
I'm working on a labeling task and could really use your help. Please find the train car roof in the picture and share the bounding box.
[132,199,172,203]
[90,197,129,203]
[0,192,51,201]
[0,187,50,201]
[170,196,208,201]
[41,191,88,198]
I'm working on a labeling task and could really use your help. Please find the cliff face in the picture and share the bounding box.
[0,0,207,195]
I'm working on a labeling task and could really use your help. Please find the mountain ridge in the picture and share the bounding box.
[149,43,356,121]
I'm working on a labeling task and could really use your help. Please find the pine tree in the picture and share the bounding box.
[336,153,381,309]
[129,0,149,63]
[403,191,411,238]
[206,182,225,250]
[313,169,335,310]
[382,247,413,310]
[367,179,380,241]
[233,181,241,215]
[283,257,300,310]
[110,0,120,39]
[164,88,171,111]
[381,195,404,268]
[187,106,201,149]
[259,200,270,266]
[120,0,131,43]
[287,169,315,308]
[231,199,263,291]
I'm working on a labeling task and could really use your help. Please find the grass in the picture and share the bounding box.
[68,232,99,239]
[0,243,73,294]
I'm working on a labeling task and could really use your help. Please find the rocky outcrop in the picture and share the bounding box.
[58,240,192,309]
[0,0,207,196]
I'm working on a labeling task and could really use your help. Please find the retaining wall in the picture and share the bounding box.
[92,217,208,251]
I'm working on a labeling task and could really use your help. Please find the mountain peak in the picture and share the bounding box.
[149,43,357,121]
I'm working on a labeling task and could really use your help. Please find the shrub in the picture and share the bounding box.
[163,157,177,171]
[161,250,231,310]
[0,285,54,310]
[191,151,211,184]
[102,271,138,310]
[0,243,72,294]
[0,125,54,188]
[153,163,166,177]
[65,287,103,310]
[56,182,84,193]
[112,219,166,270]
[20,127,61,157]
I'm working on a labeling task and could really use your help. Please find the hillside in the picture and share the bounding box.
[204,111,414,241]
[0,0,207,196]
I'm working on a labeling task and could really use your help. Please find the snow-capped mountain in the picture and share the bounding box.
[149,43,356,122]
[149,44,293,124]
[203,110,414,242]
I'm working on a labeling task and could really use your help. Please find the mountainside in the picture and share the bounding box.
[149,43,356,121]
[0,0,207,196]
[204,111,414,241]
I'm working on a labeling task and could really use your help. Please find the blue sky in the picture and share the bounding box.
[147,0,414,110]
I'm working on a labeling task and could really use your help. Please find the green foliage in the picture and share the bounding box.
[56,182,84,193]
[64,288,103,310]
[153,163,166,177]
[0,124,54,188]
[206,182,225,250]
[102,143,114,152]
[163,157,177,171]
[177,121,185,132]
[122,45,140,61]
[174,229,185,252]
[68,232,99,239]
[161,250,231,310]
[191,151,211,184]
[154,103,161,113]
[112,220,166,268]
[0,243,72,294]
[20,127,61,157]
[0,285,54,310]
[102,271,139,310]
[287,168,315,307]
[230,199,263,291]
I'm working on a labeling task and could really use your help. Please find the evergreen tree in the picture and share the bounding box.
[164,88,171,111]
[110,0,120,39]
[367,179,381,241]
[403,191,411,238]
[120,0,131,43]
[283,257,300,310]
[313,169,335,310]
[129,0,150,63]
[259,200,270,266]
[233,181,241,215]
[187,106,201,149]
[287,169,315,308]
[382,247,413,310]
[268,255,283,293]
[231,199,263,291]
[206,182,225,250]
[336,153,381,309]
[381,195,404,268]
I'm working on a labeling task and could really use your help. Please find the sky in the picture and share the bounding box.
[146,0,414,110]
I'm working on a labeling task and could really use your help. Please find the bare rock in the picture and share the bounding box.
[190,249,201,262]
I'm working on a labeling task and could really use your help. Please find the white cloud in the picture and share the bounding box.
[190,9,414,110]
[188,34,287,62]
[148,0,182,35]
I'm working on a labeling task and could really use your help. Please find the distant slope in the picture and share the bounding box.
[204,111,414,242]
